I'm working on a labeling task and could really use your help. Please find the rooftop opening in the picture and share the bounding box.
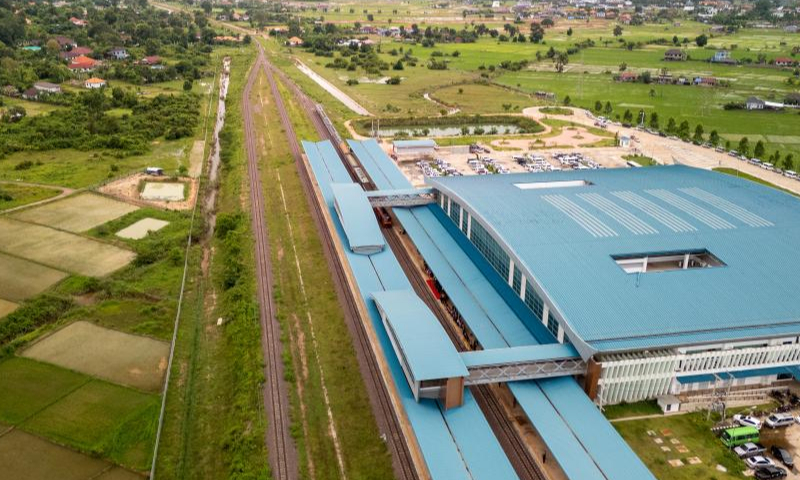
[612,249,725,274]
[514,180,592,190]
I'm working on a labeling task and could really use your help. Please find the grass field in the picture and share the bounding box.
[0,218,135,277]
[614,412,747,480]
[714,167,799,197]
[0,429,144,480]
[604,400,662,420]
[624,154,659,166]
[0,252,67,302]
[13,193,138,233]
[115,218,170,240]
[22,321,169,392]
[0,183,62,211]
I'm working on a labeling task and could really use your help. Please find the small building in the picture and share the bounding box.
[694,76,717,86]
[746,96,766,110]
[84,77,107,89]
[619,135,631,147]
[663,48,686,61]
[21,87,39,100]
[393,139,438,158]
[68,55,98,73]
[618,71,638,82]
[60,46,93,60]
[784,92,800,106]
[656,395,680,414]
[145,167,164,176]
[107,47,129,60]
[711,50,735,64]
[140,55,161,66]
[287,36,304,47]
[69,17,87,27]
[53,35,76,49]
[775,57,795,67]
[33,82,61,94]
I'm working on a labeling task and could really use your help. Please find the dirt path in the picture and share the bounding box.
[0,181,76,214]
[295,59,372,116]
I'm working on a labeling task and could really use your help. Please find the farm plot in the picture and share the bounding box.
[0,299,17,318]
[0,252,67,302]
[0,429,144,480]
[22,321,169,392]
[12,193,138,233]
[116,218,169,240]
[140,182,185,202]
[0,218,134,277]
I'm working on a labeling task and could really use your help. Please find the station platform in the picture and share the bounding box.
[303,140,519,480]
[349,138,657,480]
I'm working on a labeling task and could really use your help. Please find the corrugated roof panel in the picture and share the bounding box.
[331,183,385,255]
[372,290,468,381]
[542,195,618,238]
[645,189,736,230]
[679,187,773,227]
[460,344,579,368]
[611,190,697,233]
[578,193,658,235]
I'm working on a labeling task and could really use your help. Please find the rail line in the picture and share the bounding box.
[257,44,419,480]
[260,40,547,480]
[242,50,298,480]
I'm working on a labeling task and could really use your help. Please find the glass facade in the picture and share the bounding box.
[441,194,564,341]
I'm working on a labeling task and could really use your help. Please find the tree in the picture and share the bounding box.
[695,34,708,47]
[387,76,402,85]
[567,27,573,37]
[678,120,690,138]
[243,35,252,45]
[613,25,623,37]
[183,80,193,91]
[619,62,627,72]
[738,137,750,156]
[649,112,659,129]
[563,95,571,106]
[754,140,765,158]
[1,105,25,123]
[393,60,404,70]
[529,23,545,43]
[709,130,720,146]
[604,101,613,115]
[541,18,554,27]
[623,109,633,123]
[595,100,603,112]
[201,0,212,14]
[666,117,677,134]
[784,153,795,171]
[672,35,679,45]
[553,51,568,73]
[693,124,704,143]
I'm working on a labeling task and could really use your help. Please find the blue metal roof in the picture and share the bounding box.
[460,344,578,368]
[372,290,468,381]
[303,140,518,480]
[429,167,800,354]
[331,182,385,255]
[350,139,657,480]
[393,139,437,148]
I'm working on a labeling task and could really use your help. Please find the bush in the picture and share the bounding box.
[0,295,74,352]
[14,160,34,170]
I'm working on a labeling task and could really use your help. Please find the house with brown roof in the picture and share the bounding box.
[60,46,93,60]
[53,35,76,49]
[69,16,87,27]
[288,36,304,46]
[664,49,686,61]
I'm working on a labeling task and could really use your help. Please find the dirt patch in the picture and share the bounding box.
[141,182,185,202]
[188,140,205,178]
[115,218,170,240]
[12,193,138,233]
[0,218,134,277]
[0,252,67,302]
[99,173,198,211]
[22,321,169,392]
[0,429,144,480]
[0,299,18,318]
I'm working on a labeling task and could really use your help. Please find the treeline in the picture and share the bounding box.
[0,91,200,157]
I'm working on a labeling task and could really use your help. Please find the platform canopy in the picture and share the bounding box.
[372,290,468,382]
[331,182,385,255]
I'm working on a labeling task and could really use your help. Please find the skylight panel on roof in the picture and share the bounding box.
[646,189,736,230]
[514,180,592,190]
[542,195,618,238]
[678,188,773,228]
[611,191,697,233]
[577,193,658,235]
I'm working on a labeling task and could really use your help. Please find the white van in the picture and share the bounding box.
[765,413,794,428]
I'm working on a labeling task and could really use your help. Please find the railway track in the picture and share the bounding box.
[242,51,298,480]
[259,41,546,480]
[256,45,419,480]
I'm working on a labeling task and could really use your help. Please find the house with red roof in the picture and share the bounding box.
[775,57,796,67]
[68,55,98,73]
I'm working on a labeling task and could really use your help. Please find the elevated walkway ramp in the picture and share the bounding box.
[365,188,436,207]
[461,344,586,385]
[331,182,384,255]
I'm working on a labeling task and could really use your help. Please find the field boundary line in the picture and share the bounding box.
[16,376,93,427]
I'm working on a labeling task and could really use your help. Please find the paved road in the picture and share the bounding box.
[523,106,800,195]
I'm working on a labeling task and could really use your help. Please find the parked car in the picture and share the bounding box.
[746,456,776,469]
[755,465,788,479]
[766,413,795,428]
[770,446,794,469]
[734,414,763,429]
[734,442,766,458]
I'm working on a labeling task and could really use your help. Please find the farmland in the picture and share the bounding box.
[13,192,138,232]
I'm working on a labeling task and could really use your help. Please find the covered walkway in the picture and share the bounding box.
[349,138,657,480]
[303,140,518,480]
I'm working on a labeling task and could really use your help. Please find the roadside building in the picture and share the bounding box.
[775,57,795,67]
[33,82,61,94]
[746,96,766,110]
[711,50,736,64]
[663,48,686,61]
[393,139,438,158]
